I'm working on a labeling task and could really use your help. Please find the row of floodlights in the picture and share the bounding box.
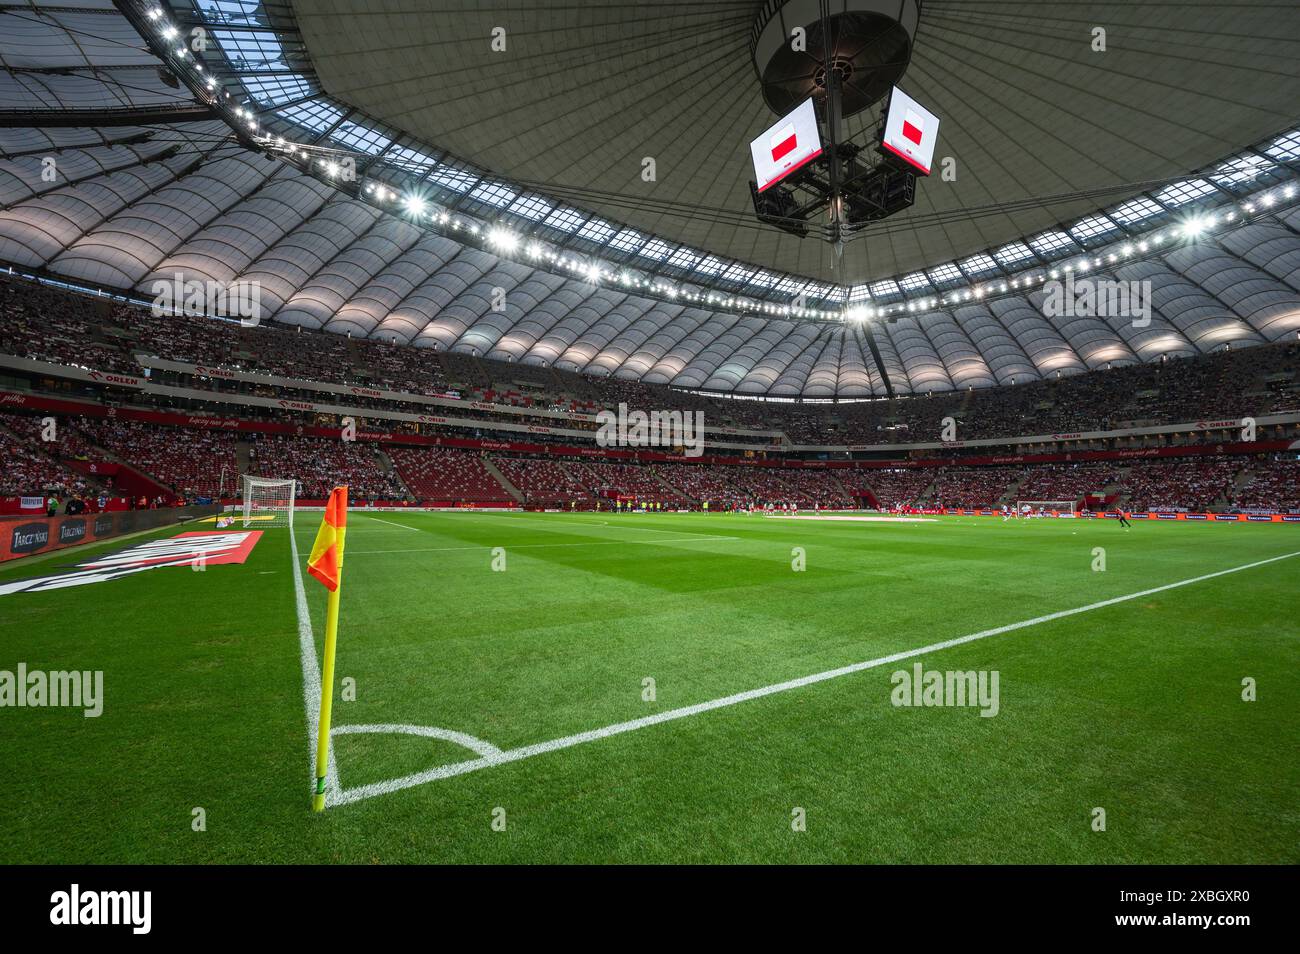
[145,7,1299,326]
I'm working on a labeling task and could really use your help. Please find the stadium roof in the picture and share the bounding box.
[274,0,1299,283]
[0,0,1298,397]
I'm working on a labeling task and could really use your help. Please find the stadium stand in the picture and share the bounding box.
[921,466,1027,509]
[4,275,1298,448]
[853,469,936,509]
[0,425,93,499]
[1118,459,1243,513]
[490,456,592,506]
[71,418,239,497]
[387,447,512,503]
[1013,462,1124,505]
[570,460,685,505]
[1233,456,1300,512]
[245,434,406,501]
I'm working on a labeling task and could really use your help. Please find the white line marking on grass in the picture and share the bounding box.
[328,548,1300,808]
[289,528,342,801]
[363,515,423,531]
[481,517,748,546]
[765,514,936,523]
[333,723,503,759]
[350,536,739,555]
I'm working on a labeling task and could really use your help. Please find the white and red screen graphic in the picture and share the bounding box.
[750,98,823,193]
[770,122,798,161]
[881,87,940,176]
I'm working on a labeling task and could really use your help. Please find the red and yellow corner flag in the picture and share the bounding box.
[306,485,348,590]
[310,486,348,811]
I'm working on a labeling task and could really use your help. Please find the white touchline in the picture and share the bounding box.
[289,529,342,799]
[322,548,1300,809]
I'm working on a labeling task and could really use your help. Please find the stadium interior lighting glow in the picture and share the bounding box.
[488,228,519,252]
[403,195,426,217]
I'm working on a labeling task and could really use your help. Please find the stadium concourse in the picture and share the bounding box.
[2,0,1300,889]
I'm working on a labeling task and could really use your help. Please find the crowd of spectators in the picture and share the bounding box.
[490,456,592,505]
[3,399,1298,514]
[852,468,935,509]
[1014,462,1124,504]
[0,279,140,374]
[920,466,1027,509]
[245,434,405,500]
[1231,456,1300,513]
[72,418,238,497]
[651,463,850,508]
[0,425,92,499]
[653,463,744,507]
[388,447,511,502]
[0,411,100,460]
[570,460,684,504]
[1118,459,1242,513]
[770,469,855,508]
[4,275,1299,451]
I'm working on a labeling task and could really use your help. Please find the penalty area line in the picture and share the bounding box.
[328,548,1300,809]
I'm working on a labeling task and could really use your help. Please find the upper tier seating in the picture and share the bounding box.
[4,275,1297,448]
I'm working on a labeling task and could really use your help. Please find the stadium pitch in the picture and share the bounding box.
[1,511,1296,864]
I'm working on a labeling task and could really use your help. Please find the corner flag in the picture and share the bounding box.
[309,486,348,811]
[307,486,347,590]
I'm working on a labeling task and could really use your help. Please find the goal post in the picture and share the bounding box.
[1015,499,1077,515]
[239,475,297,527]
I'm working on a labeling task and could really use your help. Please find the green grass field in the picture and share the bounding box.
[1,510,1296,864]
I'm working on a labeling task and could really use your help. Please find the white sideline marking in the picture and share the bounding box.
[328,548,1300,808]
[350,536,738,555]
[289,529,342,800]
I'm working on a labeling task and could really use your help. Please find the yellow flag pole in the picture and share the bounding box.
[310,488,347,813]
[311,580,342,811]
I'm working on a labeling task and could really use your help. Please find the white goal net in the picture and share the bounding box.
[1015,499,1077,515]
[239,475,296,527]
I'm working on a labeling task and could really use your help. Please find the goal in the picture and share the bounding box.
[1015,499,1077,516]
[239,475,297,527]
